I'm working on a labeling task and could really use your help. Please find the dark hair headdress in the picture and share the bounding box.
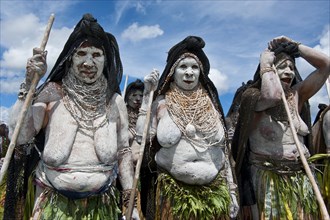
[124,79,144,103]
[37,13,123,99]
[156,36,224,116]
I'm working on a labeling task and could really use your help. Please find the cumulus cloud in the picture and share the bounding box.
[0,106,10,124]
[121,22,164,42]
[0,13,73,94]
[209,68,229,94]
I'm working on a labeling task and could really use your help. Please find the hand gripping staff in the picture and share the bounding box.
[273,65,329,220]
[126,71,158,220]
[0,14,55,184]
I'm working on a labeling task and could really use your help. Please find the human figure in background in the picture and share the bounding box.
[123,79,145,219]
[232,36,330,219]
[311,103,330,211]
[137,36,239,220]
[124,79,144,164]
[225,80,253,141]
[7,14,139,219]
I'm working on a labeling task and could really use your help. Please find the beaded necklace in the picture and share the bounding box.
[165,83,223,149]
[127,105,138,136]
[62,70,110,133]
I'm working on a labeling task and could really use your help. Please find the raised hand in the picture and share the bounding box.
[25,47,47,88]
[143,69,159,93]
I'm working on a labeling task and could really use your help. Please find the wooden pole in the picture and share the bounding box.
[273,65,329,220]
[126,89,155,220]
[326,76,330,102]
[122,74,129,99]
[0,14,55,184]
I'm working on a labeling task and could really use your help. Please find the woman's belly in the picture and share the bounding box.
[36,161,117,193]
[155,138,225,185]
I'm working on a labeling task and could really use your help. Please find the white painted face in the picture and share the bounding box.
[275,59,295,86]
[173,57,200,91]
[127,89,143,109]
[71,44,105,84]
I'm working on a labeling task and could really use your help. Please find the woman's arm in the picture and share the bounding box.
[255,49,282,111]
[9,48,48,145]
[135,70,159,144]
[295,43,330,106]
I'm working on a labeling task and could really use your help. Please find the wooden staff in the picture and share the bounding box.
[273,65,329,219]
[326,76,330,102]
[0,14,55,184]
[126,84,155,220]
[122,74,129,99]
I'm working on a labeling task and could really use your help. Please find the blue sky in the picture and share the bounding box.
[0,0,329,124]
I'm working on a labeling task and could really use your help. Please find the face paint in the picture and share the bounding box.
[275,59,295,86]
[174,57,200,91]
[71,45,105,84]
[127,89,143,109]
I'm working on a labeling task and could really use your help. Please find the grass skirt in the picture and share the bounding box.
[25,175,121,220]
[255,167,319,220]
[155,172,231,220]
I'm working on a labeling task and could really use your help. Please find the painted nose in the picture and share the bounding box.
[185,68,193,77]
[83,56,94,68]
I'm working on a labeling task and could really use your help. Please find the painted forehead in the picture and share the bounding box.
[275,53,294,67]
[74,41,104,55]
[170,53,203,75]
[158,53,204,94]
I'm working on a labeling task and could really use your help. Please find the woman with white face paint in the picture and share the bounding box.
[136,36,239,220]
[71,43,105,84]
[7,14,140,220]
[232,36,330,219]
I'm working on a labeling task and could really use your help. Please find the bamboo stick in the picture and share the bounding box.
[125,88,155,220]
[273,65,329,220]
[122,74,129,99]
[0,14,55,184]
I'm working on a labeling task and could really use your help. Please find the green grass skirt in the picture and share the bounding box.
[25,175,121,220]
[309,154,330,211]
[155,172,231,220]
[255,167,319,220]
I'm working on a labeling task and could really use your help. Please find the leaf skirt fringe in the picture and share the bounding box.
[256,168,319,220]
[24,181,121,220]
[155,172,231,220]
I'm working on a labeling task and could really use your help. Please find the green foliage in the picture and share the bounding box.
[158,173,230,220]
[308,154,330,210]
[27,187,120,219]
[257,169,319,219]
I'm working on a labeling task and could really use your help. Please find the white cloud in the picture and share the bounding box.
[114,0,130,24]
[209,68,228,94]
[0,77,23,94]
[0,12,73,94]
[309,89,329,122]
[315,25,330,56]
[114,1,148,24]
[0,106,10,124]
[121,22,164,42]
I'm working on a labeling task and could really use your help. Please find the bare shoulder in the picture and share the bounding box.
[35,82,63,103]
[111,93,125,109]
[154,95,165,107]
[110,93,127,119]
[153,95,167,118]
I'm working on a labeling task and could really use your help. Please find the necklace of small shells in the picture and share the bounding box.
[165,83,223,148]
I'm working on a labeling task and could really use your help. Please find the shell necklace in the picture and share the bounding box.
[165,83,223,150]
